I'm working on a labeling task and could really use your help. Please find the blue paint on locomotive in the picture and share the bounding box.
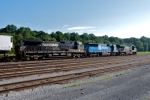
[84,43,118,53]
[98,44,111,52]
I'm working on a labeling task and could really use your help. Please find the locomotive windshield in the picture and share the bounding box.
[74,41,83,49]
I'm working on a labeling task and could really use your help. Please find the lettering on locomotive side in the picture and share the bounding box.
[98,45,101,50]
[98,45,108,50]
[42,43,59,46]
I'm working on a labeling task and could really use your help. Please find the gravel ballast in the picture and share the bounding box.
[0,65,150,100]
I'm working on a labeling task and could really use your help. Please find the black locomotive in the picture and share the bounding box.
[16,40,85,60]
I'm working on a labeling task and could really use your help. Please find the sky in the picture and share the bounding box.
[0,0,150,38]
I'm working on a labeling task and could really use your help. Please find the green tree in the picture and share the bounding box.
[134,39,144,51]
[55,31,64,41]
[64,32,71,40]
[0,24,17,33]
[80,33,89,40]
[36,31,51,41]
[89,33,96,40]
[70,32,79,41]
[143,43,148,51]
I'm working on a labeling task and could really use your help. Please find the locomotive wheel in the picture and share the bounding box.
[71,54,75,58]
[76,54,80,58]
[42,56,46,60]
[30,57,35,61]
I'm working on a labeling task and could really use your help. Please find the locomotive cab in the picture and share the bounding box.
[110,45,118,56]
[130,46,137,55]
[74,41,84,50]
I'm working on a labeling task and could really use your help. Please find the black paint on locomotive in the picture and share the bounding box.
[17,40,85,60]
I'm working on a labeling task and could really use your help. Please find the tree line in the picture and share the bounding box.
[0,24,149,52]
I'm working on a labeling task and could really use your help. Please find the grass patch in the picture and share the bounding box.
[137,52,150,55]
[63,69,132,88]
[63,82,87,88]
[99,70,126,81]
[143,93,150,100]
[0,53,15,56]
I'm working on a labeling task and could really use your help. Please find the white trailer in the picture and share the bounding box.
[0,35,13,51]
[0,35,13,61]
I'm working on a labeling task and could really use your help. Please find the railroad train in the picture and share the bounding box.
[0,35,137,61]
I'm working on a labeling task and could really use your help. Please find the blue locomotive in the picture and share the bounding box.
[84,43,119,57]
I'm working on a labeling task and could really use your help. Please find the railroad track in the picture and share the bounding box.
[0,54,150,94]
[0,54,145,66]
[0,55,147,69]
[0,59,149,94]
[0,56,148,80]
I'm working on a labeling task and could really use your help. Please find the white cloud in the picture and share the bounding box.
[90,29,104,32]
[63,25,69,27]
[68,26,96,30]
[26,23,30,25]
[15,24,20,27]
[75,30,86,33]
[47,29,53,34]
[109,22,150,38]
[46,22,150,38]
[71,29,105,36]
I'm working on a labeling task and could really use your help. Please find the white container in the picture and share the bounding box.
[0,35,13,51]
